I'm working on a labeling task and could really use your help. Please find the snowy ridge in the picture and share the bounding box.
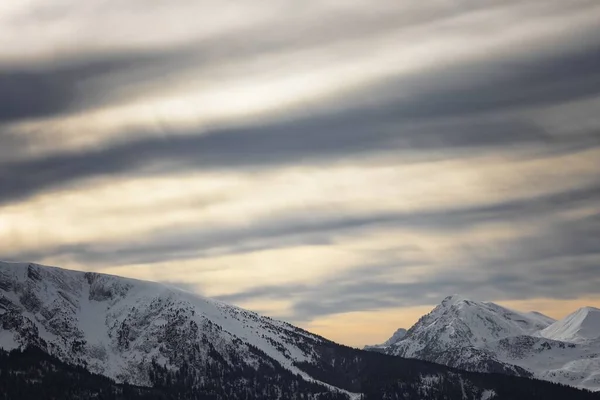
[525,311,556,326]
[372,295,600,391]
[540,307,600,344]
[364,328,407,350]
[381,328,408,347]
[391,294,550,353]
[0,261,343,391]
[3,261,599,397]
[3,262,523,399]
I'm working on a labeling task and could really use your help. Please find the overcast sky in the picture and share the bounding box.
[1,0,600,346]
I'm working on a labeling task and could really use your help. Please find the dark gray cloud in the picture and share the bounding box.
[0,33,301,125]
[3,39,600,204]
[0,52,173,124]
[1,1,496,127]
[1,1,599,169]
[201,186,600,320]
[0,118,528,203]
[6,1,593,124]
[3,1,600,329]
[214,214,600,321]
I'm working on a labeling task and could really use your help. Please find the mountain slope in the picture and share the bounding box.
[4,343,600,400]
[386,295,551,375]
[2,261,600,399]
[0,346,170,400]
[370,295,600,391]
[540,307,600,344]
[0,261,352,398]
[364,328,407,351]
[526,311,557,326]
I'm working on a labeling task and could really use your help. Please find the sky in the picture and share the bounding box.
[1,0,600,347]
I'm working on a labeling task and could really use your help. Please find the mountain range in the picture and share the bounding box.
[366,294,600,391]
[1,261,599,399]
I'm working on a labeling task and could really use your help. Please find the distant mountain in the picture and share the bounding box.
[364,328,407,351]
[2,262,599,399]
[368,295,600,391]
[525,311,557,326]
[540,307,600,344]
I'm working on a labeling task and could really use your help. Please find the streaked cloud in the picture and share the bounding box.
[1,0,600,346]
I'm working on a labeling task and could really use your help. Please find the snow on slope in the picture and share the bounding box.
[393,294,550,354]
[0,261,335,388]
[525,311,556,326]
[376,295,600,391]
[540,307,600,344]
[381,328,408,346]
[490,334,600,391]
[382,295,551,377]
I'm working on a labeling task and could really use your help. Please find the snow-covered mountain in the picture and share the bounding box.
[540,307,600,344]
[3,262,600,399]
[0,261,348,392]
[369,295,600,391]
[526,311,557,326]
[364,328,407,351]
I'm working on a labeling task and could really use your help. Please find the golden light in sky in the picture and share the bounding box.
[1,0,600,346]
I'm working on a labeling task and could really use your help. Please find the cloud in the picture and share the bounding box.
[3,176,597,263]
[203,186,600,321]
[5,179,599,321]
[2,0,600,345]
[2,2,600,138]
[0,53,166,124]
[217,244,600,322]
[3,40,600,204]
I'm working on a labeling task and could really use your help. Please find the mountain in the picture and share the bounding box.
[364,328,407,351]
[540,307,600,344]
[0,261,349,398]
[369,295,600,391]
[3,342,600,400]
[2,261,600,400]
[526,311,557,326]
[0,346,170,400]
[385,295,548,376]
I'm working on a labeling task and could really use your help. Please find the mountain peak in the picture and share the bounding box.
[526,310,555,319]
[441,294,472,306]
[389,295,553,358]
[364,328,407,350]
[578,306,600,313]
[368,296,600,392]
[541,306,600,343]
[382,328,408,347]
[524,311,556,326]
[439,295,487,311]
